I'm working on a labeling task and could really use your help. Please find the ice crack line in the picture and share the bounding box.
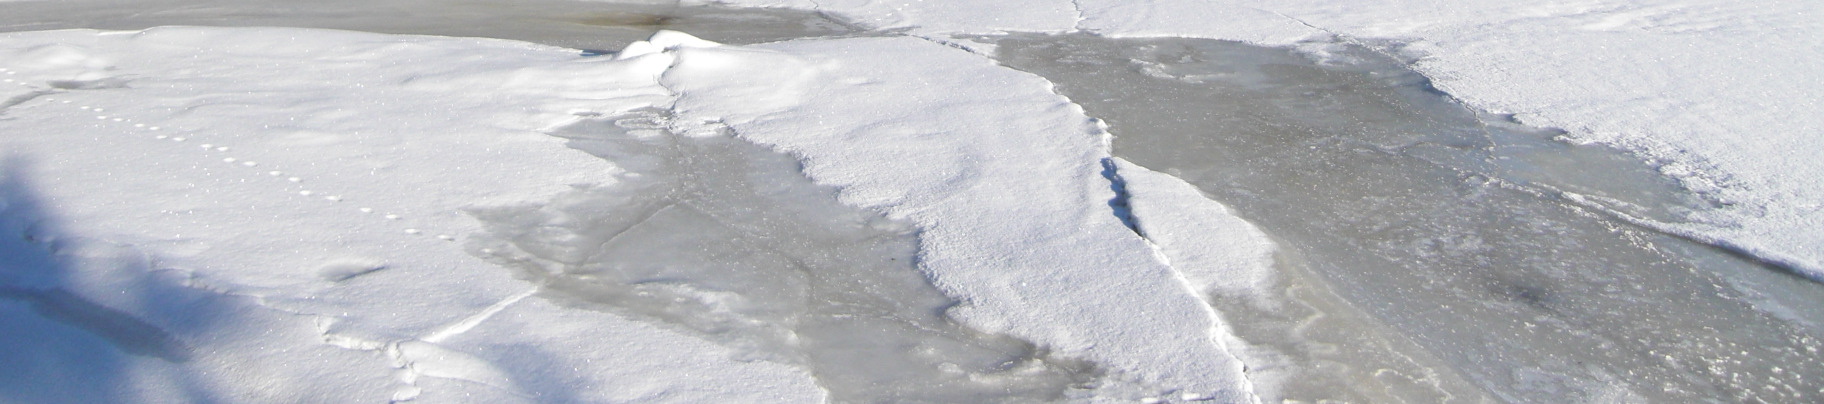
[1068,0,1088,32]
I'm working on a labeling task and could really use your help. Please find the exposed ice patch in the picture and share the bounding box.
[466,108,1097,402]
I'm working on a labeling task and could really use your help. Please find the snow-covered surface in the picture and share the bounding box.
[0,27,824,402]
[5,0,1823,401]
[1109,158,1275,314]
[1,26,1263,402]
[658,34,1253,401]
[713,0,1824,277]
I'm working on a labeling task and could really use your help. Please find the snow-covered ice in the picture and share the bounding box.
[3,0,1824,402]
[0,23,1255,403]
[0,26,827,402]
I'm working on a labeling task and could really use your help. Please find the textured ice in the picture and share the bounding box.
[466,108,1097,403]
[998,33,1824,402]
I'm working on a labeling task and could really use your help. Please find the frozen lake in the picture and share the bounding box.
[4,0,1821,402]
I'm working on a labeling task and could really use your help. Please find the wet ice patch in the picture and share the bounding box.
[466,109,1095,402]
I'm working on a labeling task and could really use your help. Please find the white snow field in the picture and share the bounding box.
[1,0,1822,403]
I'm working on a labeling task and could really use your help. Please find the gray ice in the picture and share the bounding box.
[995,33,1824,403]
[465,109,1097,403]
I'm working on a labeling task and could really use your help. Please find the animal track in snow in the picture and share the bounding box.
[1,65,453,244]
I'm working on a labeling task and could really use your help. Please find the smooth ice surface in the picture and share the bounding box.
[469,109,1096,403]
[998,33,1824,402]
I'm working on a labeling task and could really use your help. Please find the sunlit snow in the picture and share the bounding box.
[3,0,1822,403]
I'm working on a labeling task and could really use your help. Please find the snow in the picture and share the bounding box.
[4,0,1823,401]
[713,0,1824,279]
[1108,158,1276,312]
[0,26,1256,402]
[0,27,821,402]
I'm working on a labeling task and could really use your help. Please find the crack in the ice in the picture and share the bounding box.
[1253,8,1335,42]
[1099,158,1139,234]
[907,34,992,57]
[1068,0,1088,32]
